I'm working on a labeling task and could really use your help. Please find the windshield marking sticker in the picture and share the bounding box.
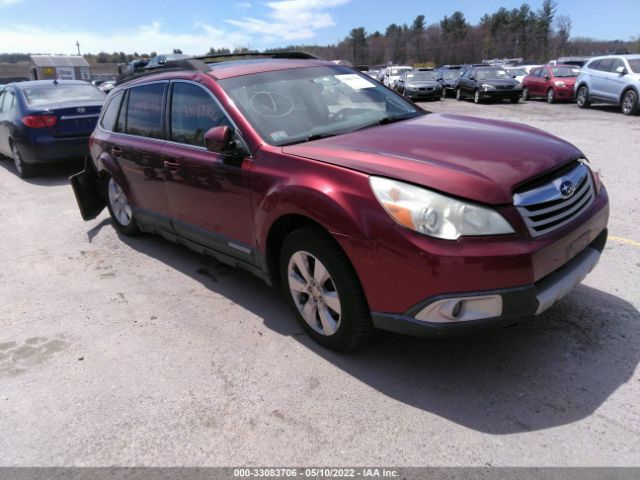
[335,74,375,89]
[270,131,288,141]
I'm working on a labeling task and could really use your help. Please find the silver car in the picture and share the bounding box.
[575,54,640,115]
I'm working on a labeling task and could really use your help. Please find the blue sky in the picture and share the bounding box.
[0,0,638,55]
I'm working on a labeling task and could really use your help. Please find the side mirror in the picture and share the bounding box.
[545,74,550,80]
[616,66,627,75]
[468,75,475,80]
[157,56,166,65]
[205,125,235,153]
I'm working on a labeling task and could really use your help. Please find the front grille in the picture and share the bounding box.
[514,163,595,237]
[496,85,512,90]
[418,87,433,91]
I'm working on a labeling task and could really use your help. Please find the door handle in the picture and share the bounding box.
[163,160,180,169]
[111,146,122,157]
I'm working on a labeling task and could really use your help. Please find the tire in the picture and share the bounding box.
[521,87,530,101]
[456,88,463,101]
[441,88,447,99]
[474,89,482,104]
[547,88,556,104]
[576,86,590,108]
[621,89,639,116]
[280,226,373,351]
[11,143,34,178]
[511,97,520,104]
[105,176,139,236]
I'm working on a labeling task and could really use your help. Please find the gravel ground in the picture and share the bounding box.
[0,97,639,467]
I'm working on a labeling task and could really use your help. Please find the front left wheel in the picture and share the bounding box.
[547,88,556,104]
[280,227,373,351]
[621,89,639,116]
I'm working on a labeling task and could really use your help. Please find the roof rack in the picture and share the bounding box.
[116,59,210,86]
[193,51,320,63]
[115,52,320,86]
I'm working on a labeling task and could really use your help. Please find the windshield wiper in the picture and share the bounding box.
[280,132,338,146]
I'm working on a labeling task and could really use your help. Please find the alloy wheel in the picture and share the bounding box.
[622,91,636,115]
[12,145,23,176]
[287,251,341,336]
[107,178,133,227]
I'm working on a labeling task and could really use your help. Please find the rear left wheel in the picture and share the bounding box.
[11,144,34,178]
[106,176,139,236]
[280,227,373,351]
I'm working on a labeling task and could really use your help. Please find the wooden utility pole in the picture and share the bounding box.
[76,41,81,56]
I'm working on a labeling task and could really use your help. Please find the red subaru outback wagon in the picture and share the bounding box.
[72,54,609,351]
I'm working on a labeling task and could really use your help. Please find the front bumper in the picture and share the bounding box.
[371,229,607,337]
[480,89,523,100]
[553,85,576,100]
[405,89,441,100]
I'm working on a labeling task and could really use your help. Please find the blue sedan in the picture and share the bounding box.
[0,80,105,177]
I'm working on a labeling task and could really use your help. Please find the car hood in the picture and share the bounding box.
[406,81,440,88]
[282,113,583,205]
[479,78,520,88]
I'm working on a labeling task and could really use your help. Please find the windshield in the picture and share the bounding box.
[475,69,511,80]
[508,68,527,76]
[23,84,105,106]
[628,59,640,73]
[443,70,461,80]
[390,68,412,76]
[405,71,438,81]
[552,66,580,77]
[219,65,422,146]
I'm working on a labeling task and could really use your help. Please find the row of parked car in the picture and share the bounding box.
[370,53,640,115]
[0,52,612,351]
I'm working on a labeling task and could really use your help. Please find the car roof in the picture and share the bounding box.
[207,58,334,80]
[588,54,640,61]
[13,80,93,89]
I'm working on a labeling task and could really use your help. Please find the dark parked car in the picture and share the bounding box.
[438,69,463,97]
[456,67,523,103]
[72,56,609,351]
[395,69,442,101]
[0,80,105,177]
[522,65,581,103]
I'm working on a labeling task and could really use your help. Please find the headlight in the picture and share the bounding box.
[405,84,415,91]
[481,83,496,90]
[554,81,566,87]
[369,177,515,240]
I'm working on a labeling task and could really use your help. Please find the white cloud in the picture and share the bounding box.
[0,21,252,55]
[227,0,350,43]
[0,0,24,6]
[233,2,252,9]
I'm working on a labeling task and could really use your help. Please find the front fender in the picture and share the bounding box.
[252,151,387,254]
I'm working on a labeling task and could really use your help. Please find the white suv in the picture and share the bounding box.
[575,54,640,115]
[383,65,413,89]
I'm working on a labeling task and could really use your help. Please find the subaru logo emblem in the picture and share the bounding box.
[77,107,86,113]
[559,180,575,199]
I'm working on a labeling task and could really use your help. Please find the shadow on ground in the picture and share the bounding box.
[0,157,82,187]
[89,223,639,435]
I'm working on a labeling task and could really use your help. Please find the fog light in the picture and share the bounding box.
[415,295,503,323]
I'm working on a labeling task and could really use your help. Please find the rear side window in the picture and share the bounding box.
[169,82,231,147]
[100,92,123,132]
[125,83,165,139]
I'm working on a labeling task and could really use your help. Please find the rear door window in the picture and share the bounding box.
[125,83,166,139]
[100,91,124,132]
[169,82,231,147]
[608,58,625,73]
